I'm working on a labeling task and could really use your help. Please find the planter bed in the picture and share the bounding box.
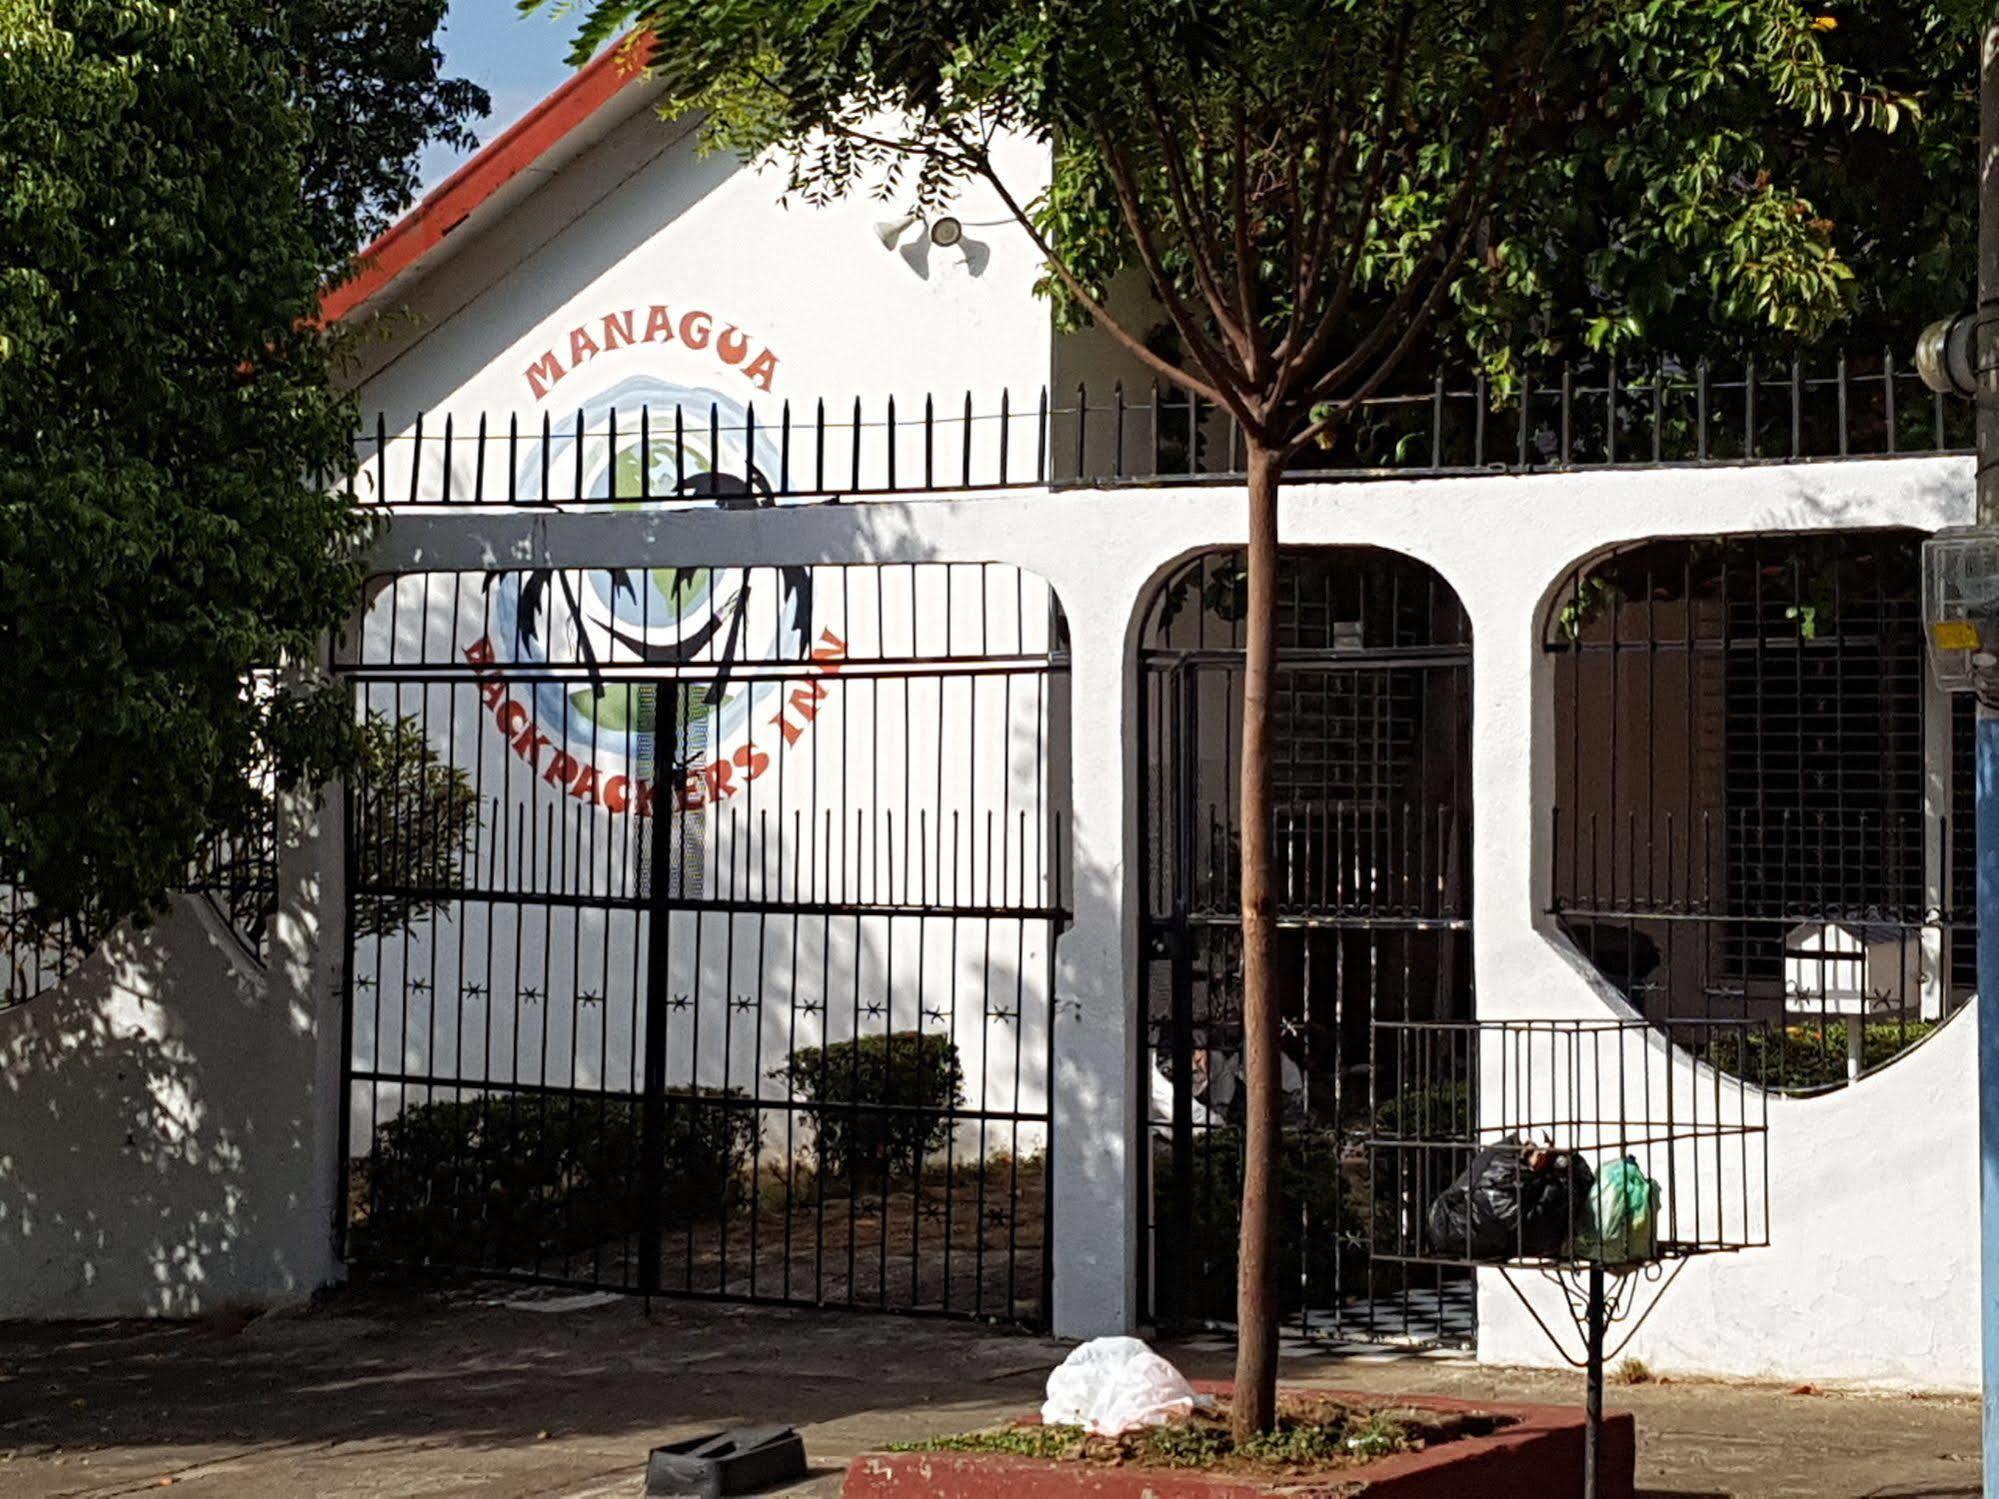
[844,1385,1633,1499]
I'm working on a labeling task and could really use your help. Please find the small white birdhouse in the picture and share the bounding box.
[1781,921,1924,1018]
[1782,921,1928,1082]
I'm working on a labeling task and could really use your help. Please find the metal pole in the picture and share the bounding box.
[1978,22,1999,531]
[639,683,680,1301]
[1980,25,1999,1499]
[1584,1262,1605,1499]
[1979,710,1999,1498]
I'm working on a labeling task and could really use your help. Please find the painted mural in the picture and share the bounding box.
[345,324,1066,1182]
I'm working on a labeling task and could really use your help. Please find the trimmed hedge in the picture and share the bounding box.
[771,1031,964,1181]
[351,1088,755,1270]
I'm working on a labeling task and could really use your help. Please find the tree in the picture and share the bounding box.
[1441,3,1980,367]
[350,713,482,940]
[0,2,485,939]
[291,0,490,259]
[539,0,1934,1435]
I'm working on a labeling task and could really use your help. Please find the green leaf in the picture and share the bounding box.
[0,0,485,930]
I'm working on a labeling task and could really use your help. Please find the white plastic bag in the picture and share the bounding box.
[1040,1336,1200,1436]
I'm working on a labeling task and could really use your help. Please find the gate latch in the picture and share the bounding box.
[644,1426,808,1497]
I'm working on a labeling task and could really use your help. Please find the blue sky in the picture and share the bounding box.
[414,0,591,193]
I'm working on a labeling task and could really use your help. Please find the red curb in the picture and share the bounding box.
[843,1388,1634,1499]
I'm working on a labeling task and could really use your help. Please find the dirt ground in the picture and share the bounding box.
[350,1158,1047,1326]
[0,1284,1978,1498]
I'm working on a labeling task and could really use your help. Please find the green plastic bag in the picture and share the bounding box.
[1590,1156,1660,1266]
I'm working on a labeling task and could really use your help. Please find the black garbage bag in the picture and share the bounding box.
[1425,1136,1594,1262]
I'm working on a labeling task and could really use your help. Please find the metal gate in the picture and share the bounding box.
[1140,547,1475,1347]
[336,558,1066,1327]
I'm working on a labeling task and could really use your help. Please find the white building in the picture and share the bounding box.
[0,47,1980,1392]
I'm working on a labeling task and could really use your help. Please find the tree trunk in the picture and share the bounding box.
[1230,441,1283,1441]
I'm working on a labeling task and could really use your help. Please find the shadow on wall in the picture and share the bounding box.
[0,896,324,1318]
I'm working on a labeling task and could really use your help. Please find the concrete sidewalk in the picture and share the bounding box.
[0,1285,1978,1498]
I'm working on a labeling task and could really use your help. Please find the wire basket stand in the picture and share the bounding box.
[1368,1017,1773,1498]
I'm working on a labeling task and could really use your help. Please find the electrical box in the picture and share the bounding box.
[1922,528,1999,697]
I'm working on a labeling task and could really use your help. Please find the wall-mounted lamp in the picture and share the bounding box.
[1917,314,1980,398]
[873,213,922,250]
[871,213,991,279]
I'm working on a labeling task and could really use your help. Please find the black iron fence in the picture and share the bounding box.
[1370,1016,1771,1284]
[0,883,96,1010]
[1140,547,1477,1348]
[2,814,278,1012]
[187,818,279,963]
[335,559,1068,1325]
[347,352,1971,509]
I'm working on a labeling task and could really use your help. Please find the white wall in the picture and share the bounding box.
[379,454,1979,1383]
[0,791,345,1318]
[1,440,1980,1381]
[7,79,1982,1379]
[1491,1017,1978,1390]
[1,113,1065,1324]
[352,112,1054,446]
[333,113,1076,1255]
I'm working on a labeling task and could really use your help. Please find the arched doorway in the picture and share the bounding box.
[1138,546,1474,1347]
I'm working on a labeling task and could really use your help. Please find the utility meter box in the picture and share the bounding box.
[1922,528,1999,697]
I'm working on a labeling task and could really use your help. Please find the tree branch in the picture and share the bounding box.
[1282,243,1467,464]
[1283,174,1499,460]
[1268,132,1400,402]
[1277,28,1526,409]
[1099,141,1262,425]
[1133,58,1254,364]
[1230,91,1268,385]
[972,154,1233,410]
[1287,6,1412,341]
[1289,119,1349,335]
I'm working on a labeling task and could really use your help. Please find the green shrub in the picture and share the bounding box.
[1372,1082,1473,1142]
[351,1087,755,1270]
[352,713,482,940]
[1150,1125,1355,1321]
[1699,1020,1938,1092]
[770,1031,963,1181]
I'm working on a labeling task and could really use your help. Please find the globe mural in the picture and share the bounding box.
[487,373,814,779]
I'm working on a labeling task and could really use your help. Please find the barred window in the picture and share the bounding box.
[1545,530,1970,1093]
